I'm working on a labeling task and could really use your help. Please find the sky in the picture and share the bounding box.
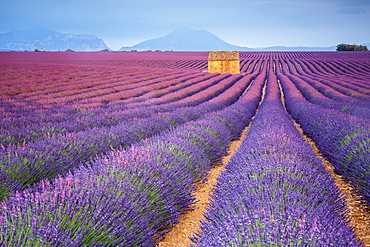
[1,0,369,50]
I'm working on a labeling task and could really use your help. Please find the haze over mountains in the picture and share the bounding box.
[0,28,108,51]
[119,28,337,51]
[119,28,248,51]
[1,27,367,52]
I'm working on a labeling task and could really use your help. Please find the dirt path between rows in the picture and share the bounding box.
[156,126,250,247]
[156,73,266,247]
[277,79,370,246]
[157,77,370,246]
[293,121,370,246]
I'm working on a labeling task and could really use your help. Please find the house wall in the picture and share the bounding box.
[208,60,240,74]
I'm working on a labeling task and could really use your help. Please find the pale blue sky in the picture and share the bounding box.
[1,0,369,50]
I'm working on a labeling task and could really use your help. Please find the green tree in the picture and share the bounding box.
[336,43,368,51]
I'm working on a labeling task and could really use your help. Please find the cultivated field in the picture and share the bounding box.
[0,51,369,246]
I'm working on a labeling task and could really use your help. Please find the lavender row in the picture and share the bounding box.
[0,74,256,201]
[0,51,209,71]
[192,71,360,246]
[284,73,370,119]
[312,60,370,83]
[290,60,370,103]
[0,72,229,139]
[329,60,370,80]
[76,71,205,104]
[278,72,370,208]
[239,51,370,60]
[138,73,238,108]
[0,73,227,146]
[0,71,212,129]
[280,60,370,107]
[298,72,370,103]
[1,62,171,103]
[290,60,370,92]
[297,59,370,80]
[0,104,167,147]
[115,73,217,104]
[0,68,206,128]
[30,71,195,104]
[0,72,236,148]
[0,72,266,246]
[291,58,370,79]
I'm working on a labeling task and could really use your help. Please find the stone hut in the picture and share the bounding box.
[208,51,240,74]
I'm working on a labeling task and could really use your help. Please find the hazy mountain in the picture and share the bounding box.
[119,28,252,51]
[252,46,336,51]
[1,27,364,52]
[0,28,109,51]
[119,28,342,51]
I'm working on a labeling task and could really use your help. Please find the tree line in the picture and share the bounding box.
[336,43,368,51]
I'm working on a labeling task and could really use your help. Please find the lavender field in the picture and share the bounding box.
[0,51,369,246]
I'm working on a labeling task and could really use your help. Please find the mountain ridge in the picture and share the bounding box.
[0,28,109,51]
[119,28,338,51]
[119,28,252,51]
[1,28,367,52]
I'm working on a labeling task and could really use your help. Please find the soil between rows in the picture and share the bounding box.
[293,121,370,247]
[279,78,370,246]
[158,77,370,246]
[157,126,250,246]
[158,120,370,247]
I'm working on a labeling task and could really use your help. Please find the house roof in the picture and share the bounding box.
[208,51,239,61]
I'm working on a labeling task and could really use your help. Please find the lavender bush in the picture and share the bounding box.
[192,71,360,246]
[0,69,265,245]
[278,71,370,208]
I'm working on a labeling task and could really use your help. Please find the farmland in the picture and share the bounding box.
[0,51,369,246]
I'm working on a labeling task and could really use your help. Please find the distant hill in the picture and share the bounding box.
[253,46,336,51]
[1,27,364,52]
[119,28,338,52]
[119,28,252,51]
[0,28,109,51]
